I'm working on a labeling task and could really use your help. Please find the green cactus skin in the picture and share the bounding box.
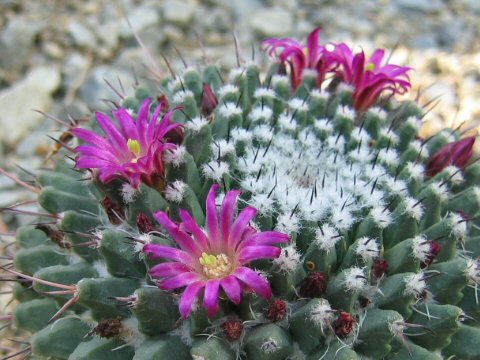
[4,55,480,360]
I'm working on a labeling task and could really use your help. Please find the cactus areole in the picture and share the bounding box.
[4,28,480,360]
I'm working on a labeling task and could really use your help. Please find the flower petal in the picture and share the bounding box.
[178,209,210,251]
[179,282,204,318]
[238,231,290,250]
[238,245,282,264]
[206,184,221,252]
[137,98,153,125]
[95,112,128,152]
[113,108,139,141]
[149,262,193,278]
[143,244,196,266]
[221,189,241,250]
[158,271,202,291]
[154,211,201,256]
[233,266,272,300]
[229,206,257,248]
[204,279,221,317]
[221,276,242,305]
[307,27,322,67]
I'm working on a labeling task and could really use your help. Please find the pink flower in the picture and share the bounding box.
[262,28,335,89]
[331,45,412,111]
[426,136,476,177]
[143,184,289,318]
[73,98,182,189]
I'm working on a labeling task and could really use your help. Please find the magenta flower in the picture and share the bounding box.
[143,184,289,318]
[426,136,476,177]
[331,44,412,111]
[73,98,182,189]
[263,28,336,90]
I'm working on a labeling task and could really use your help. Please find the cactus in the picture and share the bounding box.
[2,28,480,360]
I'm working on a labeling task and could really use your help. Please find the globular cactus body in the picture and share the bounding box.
[3,28,480,360]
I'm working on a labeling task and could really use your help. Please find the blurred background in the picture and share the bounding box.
[0,0,480,207]
[0,0,479,354]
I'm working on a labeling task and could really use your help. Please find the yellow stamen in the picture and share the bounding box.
[366,63,376,71]
[127,139,141,156]
[199,252,232,279]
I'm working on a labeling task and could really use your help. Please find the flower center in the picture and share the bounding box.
[199,252,232,279]
[127,139,141,162]
[366,63,376,71]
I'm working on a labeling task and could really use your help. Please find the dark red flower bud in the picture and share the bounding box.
[267,299,288,322]
[299,271,329,298]
[136,213,155,234]
[93,318,122,338]
[373,258,389,278]
[221,319,243,341]
[421,240,442,268]
[165,126,184,145]
[333,312,356,338]
[201,83,218,117]
[101,197,125,225]
[426,136,476,177]
[157,94,170,112]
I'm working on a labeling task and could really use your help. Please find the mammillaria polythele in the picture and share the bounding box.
[2,28,480,360]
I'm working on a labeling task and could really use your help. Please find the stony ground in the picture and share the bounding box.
[0,0,479,349]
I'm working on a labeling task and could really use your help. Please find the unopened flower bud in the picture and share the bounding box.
[101,197,125,225]
[136,213,155,234]
[421,240,442,268]
[426,136,475,177]
[373,258,389,278]
[165,127,184,145]
[157,94,170,113]
[201,83,219,117]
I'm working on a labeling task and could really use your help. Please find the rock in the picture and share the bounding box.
[162,0,196,26]
[0,67,61,145]
[0,189,32,207]
[79,66,133,109]
[461,0,480,13]
[249,6,293,37]
[411,34,438,49]
[115,48,148,69]
[264,0,298,11]
[119,6,160,38]
[97,22,120,51]
[436,20,470,50]
[163,25,185,42]
[62,53,91,91]
[42,41,64,60]
[394,0,445,13]
[0,16,44,72]
[67,22,97,48]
